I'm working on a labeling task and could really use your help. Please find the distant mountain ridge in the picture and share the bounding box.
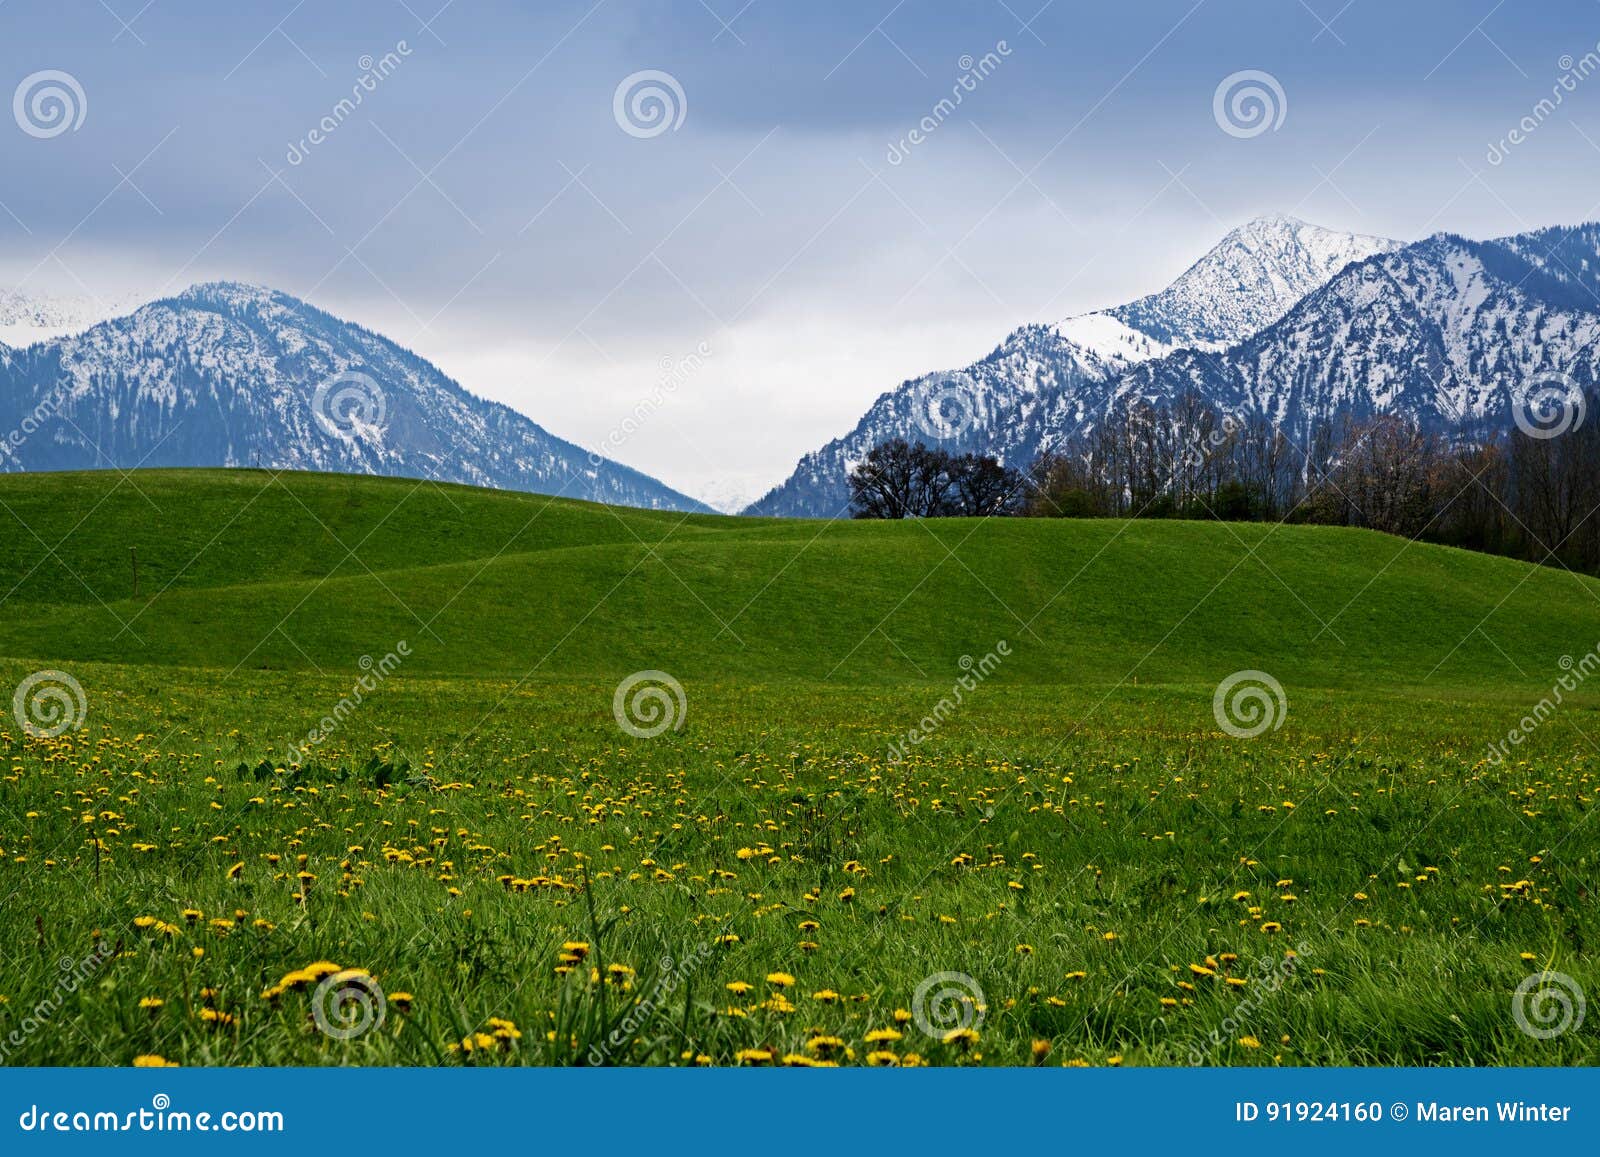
[0,282,709,512]
[745,216,1401,517]
[1104,225,1600,444]
[9,217,1596,522]
[0,288,145,349]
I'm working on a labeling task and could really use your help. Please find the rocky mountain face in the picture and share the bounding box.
[1099,229,1600,446]
[0,282,709,512]
[746,216,1400,517]
[9,217,1592,523]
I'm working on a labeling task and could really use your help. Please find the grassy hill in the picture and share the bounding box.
[2,469,1597,1068]
[0,468,1596,691]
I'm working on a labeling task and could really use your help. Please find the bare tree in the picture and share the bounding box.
[950,452,1025,516]
[851,440,1025,518]
[848,439,921,519]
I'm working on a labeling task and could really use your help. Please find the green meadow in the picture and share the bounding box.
[0,469,1595,1065]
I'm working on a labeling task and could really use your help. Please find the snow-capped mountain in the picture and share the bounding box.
[0,288,146,348]
[1102,226,1600,442]
[745,216,1399,517]
[0,282,710,512]
[1104,215,1400,348]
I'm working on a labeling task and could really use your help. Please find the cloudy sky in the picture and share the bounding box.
[4,0,1600,507]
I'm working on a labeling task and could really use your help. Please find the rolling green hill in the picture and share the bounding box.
[3,469,1597,1068]
[0,468,1596,692]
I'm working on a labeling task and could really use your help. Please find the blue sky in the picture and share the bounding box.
[4,0,1600,506]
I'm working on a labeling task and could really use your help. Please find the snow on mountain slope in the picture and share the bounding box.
[0,282,710,512]
[0,289,146,348]
[1050,312,1184,367]
[1105,230,1600,442]
[745,323,1120,518]
[1104,214,1400,347]
[1483,221,1600,310]
[746,216,1398,517]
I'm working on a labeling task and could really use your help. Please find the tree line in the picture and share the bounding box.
[848,393,1600,575]
[846,440,1026,518]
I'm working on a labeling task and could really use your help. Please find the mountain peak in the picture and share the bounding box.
[751,216,1406,517]
[1231,213,1393,254]
[1239,211,1310,232]
[1105,216,1400,347]
[1117,218,1600,442]
[0,284,711,512]
[174,281,287,309]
